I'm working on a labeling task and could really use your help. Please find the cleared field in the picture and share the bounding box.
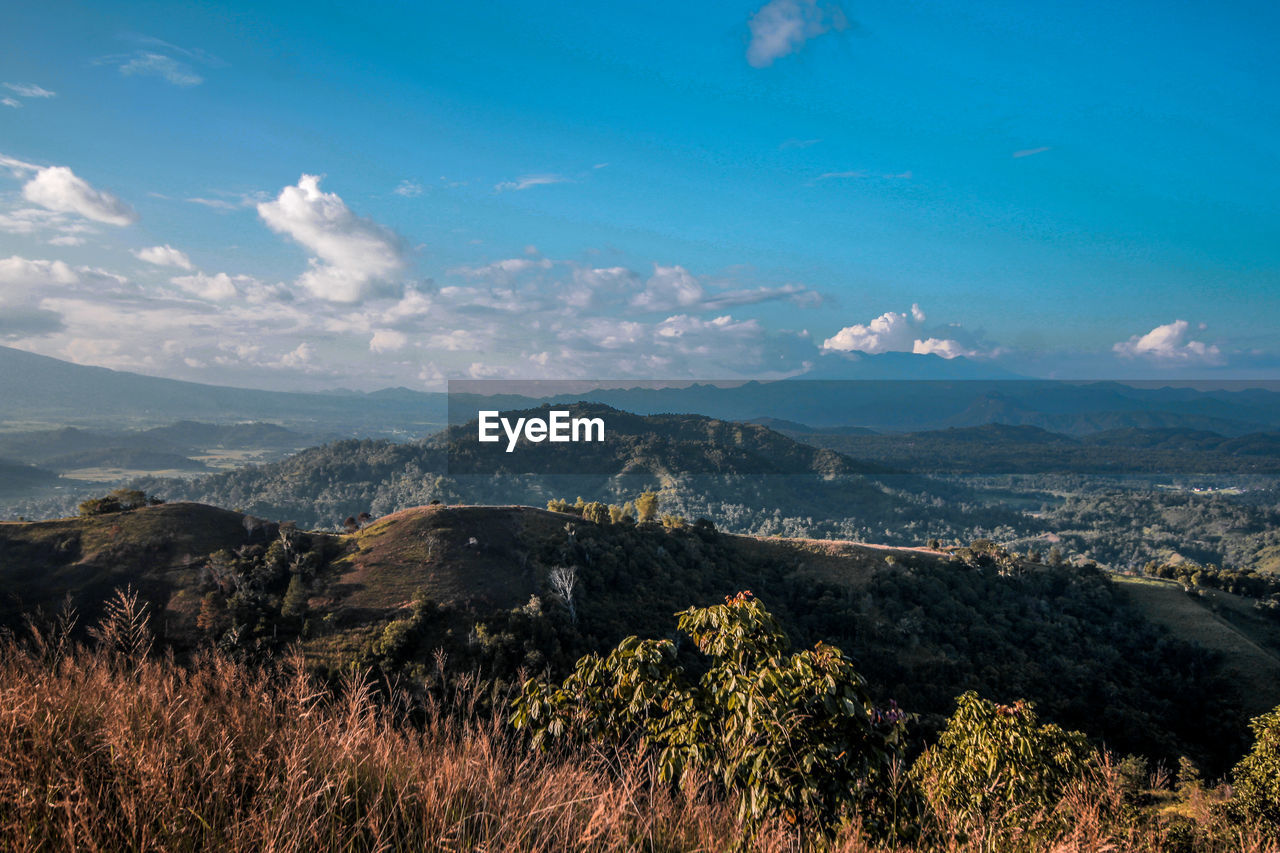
[1111,573,1280,716]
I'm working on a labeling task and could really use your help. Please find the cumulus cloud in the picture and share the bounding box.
[1112,320,1225,365]
[134,244,193,270]
[258,174,408,303]
[822,305,920,353]
[494,174,571,192]
[746,0,849,68]
[369,328,409,353]
[279,342,315,368]
[913,337,977,359]
[0,255,76,338]
[21,165,138,226]
[630,264,705,311]
[822,304,981,359]
[0,255,80,287]
[170,271,241,301]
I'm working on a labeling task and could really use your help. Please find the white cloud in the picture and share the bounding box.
[1013,146,1052,159]
[134,244,194,270]
[822,304,979,359]
[655,314,761,339]
[279,342,315,368]
[170,271,240,301]
[393,180,424,197]
[0,255,80,287]
[3,82,56,98]
[0,255,76,338]
[0,207,97,239]
[822,306,920,354]
[1,98,19,109]
[0,154,39,177]
[117,52,203,86]
[630,264,704,311]
[186,196,240,211]
[494,174,571,192]
[451,257,553,283]
[746,0,849,68]
[369,328,409,353]
[47,235,85,246]
[21,166,138,226]
[258,174,407,303]
[1112,320,1225,365]
[566,265,638,308]
[913,338,977,359]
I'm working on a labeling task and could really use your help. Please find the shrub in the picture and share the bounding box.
[511,592,905,836]
[911,691,1098,842]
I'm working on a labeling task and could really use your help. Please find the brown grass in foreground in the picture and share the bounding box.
[0,596,1275,852]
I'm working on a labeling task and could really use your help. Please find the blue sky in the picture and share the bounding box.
[1,0,1277,388]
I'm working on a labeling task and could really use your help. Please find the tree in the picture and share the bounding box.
[109,488,148,510]
[512,592,905,836]
[635,490,659,524]
[281,573,310,620]
[548,565,578,623]
[78,488,152,517]
[1223,704,1280,838]
[581,501,609,525]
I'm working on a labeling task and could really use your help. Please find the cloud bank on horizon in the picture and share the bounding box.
[0,0,1276,388]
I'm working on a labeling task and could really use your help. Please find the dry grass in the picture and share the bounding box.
[1,595,1277,853]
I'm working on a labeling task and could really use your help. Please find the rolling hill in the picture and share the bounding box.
[0,498,1251,773]
[138,405,1022,542]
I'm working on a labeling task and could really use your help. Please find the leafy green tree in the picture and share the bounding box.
[512,592,905,836]
[1223,705,1280,838]
[911,691,1097,838]
[281,573,310,619]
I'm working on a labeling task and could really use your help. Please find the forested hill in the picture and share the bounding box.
[138,405,1019,541]
[0,500,1250,773]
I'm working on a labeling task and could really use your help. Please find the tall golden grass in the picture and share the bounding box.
[0,591,1274,852]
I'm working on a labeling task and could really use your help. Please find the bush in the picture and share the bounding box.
[912,691,1098,841]
[512,592,905,836]
[78,488,154,516]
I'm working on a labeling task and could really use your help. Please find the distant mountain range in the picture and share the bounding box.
[5,344,1280,437]
[0,346,446,436]
[140,404,1010,541]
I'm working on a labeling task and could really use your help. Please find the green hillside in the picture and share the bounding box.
[1111,574,1280,716]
